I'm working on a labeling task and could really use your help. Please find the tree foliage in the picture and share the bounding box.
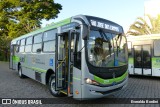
[127,15,160,36]
[0,0,62,61]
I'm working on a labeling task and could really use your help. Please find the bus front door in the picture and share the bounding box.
[55,31,74,96]
[9,44,17,70]
[134,45,152,75]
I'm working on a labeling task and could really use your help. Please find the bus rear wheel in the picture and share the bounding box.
[49,74,61,97]
[18,65,25,78]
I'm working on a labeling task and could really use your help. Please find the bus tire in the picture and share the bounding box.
[18,65,25,78]
[49,74,61,97]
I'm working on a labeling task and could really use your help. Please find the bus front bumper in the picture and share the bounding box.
[81,77,128,99]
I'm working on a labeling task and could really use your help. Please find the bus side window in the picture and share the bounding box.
[127,42,132,57]
[154,40,160,56]
[25,36,33,53]
[43,29,56,52]
[16,40,20,53]
[33,33,42,53]
[19,39,25,53]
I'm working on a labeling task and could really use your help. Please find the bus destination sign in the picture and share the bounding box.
[90,20,119,32]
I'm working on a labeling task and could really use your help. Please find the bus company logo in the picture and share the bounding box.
[49,59,54,66]
[2,99,11,104]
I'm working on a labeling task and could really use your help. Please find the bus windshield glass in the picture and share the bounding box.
[87,30,128,67]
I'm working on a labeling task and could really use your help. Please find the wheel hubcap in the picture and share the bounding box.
[51,78,57,93]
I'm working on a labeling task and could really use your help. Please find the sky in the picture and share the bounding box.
[42,0,150,33]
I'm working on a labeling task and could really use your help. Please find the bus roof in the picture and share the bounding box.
[127,34,160,41]
[11,15,124,44]
[12,17,71,43]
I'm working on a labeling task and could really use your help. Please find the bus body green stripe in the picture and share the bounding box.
[129,58,133,64]
[73,77,81,81]
[31,67,46,73]
[152,57,160,68]
[94,71,128,84]
[22,65,46,73]
[12,56,20,62]
[46,18,71,30]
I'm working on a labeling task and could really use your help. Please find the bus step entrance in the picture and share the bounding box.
[60,84,73,96]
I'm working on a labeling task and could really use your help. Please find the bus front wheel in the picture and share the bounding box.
[49,74,61,97]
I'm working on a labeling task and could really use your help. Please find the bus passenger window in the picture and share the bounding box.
[33,33,42,53]
[19,39,25,53]
[154,40,160,56]
[34,33,42,43]
[33,44,42,53]
[127,42,132,57]
[16,40,20,53]
[19,46,25,53]
[43,41,55,52]
[43,29,56,41]
[26,36,33,45]
[43,29,56,52]
[20,39,25,46]
[25,45,32,53]
[25,37,33,53]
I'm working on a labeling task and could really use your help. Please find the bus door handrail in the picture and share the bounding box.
[56,57,66,69]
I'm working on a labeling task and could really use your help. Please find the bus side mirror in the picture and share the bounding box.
[82,25,88,40]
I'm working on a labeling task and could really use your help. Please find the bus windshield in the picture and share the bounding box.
[87,30,128,67]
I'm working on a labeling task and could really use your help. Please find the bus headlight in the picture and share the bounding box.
[85,78,99,85]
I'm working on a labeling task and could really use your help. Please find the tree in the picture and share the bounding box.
[0,0,62,61]
[127,15,160,36]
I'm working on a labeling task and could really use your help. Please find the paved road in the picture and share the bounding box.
[0,61,160,107]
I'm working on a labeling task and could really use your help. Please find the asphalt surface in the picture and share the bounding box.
[0,61,160,107]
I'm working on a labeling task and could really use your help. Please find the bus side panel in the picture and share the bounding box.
[42,53,55,84]
[20,54,36,79]
[73,67,82,99]
[19,52,55,85]
[152,57,160,76]
[128,57,134,75]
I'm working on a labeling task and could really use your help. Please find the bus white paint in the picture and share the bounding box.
[9,15,128,100]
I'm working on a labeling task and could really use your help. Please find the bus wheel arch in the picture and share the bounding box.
[45,69,55,85]
[46,69,62,97]
[18,62,21,71]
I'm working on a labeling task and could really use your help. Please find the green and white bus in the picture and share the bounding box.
[9,15,128,99]
[127,34,160,76]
